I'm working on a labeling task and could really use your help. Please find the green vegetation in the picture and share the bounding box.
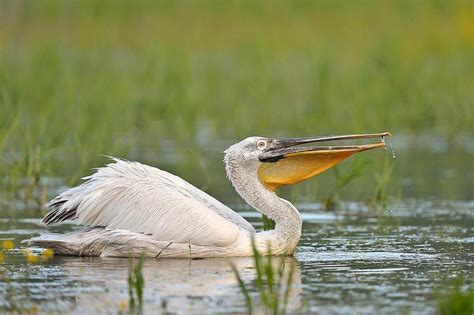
[262,214,276,231]
[437,277,473,315]
[232,240,295,314]
[369,155,395,211]
[0,1,472,204]
[324,157,372,210]
[128,254,145,313]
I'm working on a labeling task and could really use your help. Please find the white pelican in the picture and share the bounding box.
[26,132,390,257]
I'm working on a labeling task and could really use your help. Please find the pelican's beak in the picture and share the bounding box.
[258,132,391,191]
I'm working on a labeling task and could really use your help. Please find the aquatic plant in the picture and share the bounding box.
[128,253,145,313]
[23,249,39,264]
[22,145,46,208]
[262,214,276,231]
[0,240,13,263]
[0,240,45,313]
[437,277,473,315]
[324,157,371,210]
[231,264,254,314]
[3,240,55,264]
[2,240,14,250]
[369,155,394,211]
[232,240,295,315]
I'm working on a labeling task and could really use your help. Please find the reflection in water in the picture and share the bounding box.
[70,256,302,314]
[1,254,302,314]
[0,200,472,314]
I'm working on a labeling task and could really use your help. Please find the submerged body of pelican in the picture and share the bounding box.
[25,132,390,257]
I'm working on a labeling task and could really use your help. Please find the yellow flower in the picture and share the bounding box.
[30,305,39,314]
[26,253,39,264]
[41,248,54,259]
[2,240,14,250]
[119,300,128,311]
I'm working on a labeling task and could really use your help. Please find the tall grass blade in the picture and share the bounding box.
[128,253,145,313]
[233,239,294,315]
[231,263,253,315]
[369,155,394,211]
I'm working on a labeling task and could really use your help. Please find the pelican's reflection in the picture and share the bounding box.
[51,256,302,314]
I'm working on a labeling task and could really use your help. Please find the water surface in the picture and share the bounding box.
[1,199,472,314]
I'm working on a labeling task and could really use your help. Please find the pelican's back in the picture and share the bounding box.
[33,158,255,252]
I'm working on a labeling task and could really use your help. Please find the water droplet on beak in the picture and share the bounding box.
[381,135,396,159]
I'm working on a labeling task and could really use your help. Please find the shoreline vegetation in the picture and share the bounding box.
[1,1,473,206]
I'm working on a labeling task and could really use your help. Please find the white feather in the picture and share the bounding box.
[45,158,255,247]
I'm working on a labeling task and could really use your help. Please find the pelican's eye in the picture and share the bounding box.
[257,140,267,150]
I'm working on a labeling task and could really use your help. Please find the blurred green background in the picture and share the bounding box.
[0,0,473,207]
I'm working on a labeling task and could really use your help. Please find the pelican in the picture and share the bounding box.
[26,132,391,258]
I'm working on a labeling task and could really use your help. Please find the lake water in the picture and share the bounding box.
[0,138,473,314]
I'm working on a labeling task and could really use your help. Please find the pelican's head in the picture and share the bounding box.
[224,132,391,191]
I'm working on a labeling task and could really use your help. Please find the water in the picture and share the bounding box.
[0,140,473,314]
[381,135,396,159]
[0,200,472,314]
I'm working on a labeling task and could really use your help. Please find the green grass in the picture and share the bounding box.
[231,239,295,314]
[128,254,145,313]
[437,277,473,315]
[262,214,276,231]
[0,0,472,204]
[369,155,395,211]
[324,157,372,210]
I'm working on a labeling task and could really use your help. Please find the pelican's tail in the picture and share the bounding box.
[24,233,85,256]
[23,228,174,258]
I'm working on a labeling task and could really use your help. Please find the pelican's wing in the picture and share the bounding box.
[42,158,255,247]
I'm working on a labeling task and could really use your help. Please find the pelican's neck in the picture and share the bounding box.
[225,161,302,254]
